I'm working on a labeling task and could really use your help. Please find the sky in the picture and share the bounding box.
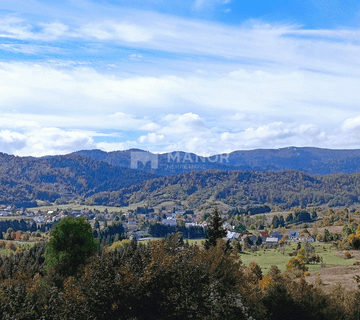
[0,0,360,156]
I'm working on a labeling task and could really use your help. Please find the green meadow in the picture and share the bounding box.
[240,242,357,272]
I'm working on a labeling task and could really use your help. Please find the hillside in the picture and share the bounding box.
[87,170,360,209]
[0,153,156,206]
[75,147,360,175]
[3,146,360,208]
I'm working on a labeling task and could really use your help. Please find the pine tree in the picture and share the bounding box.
[204,208,226,249]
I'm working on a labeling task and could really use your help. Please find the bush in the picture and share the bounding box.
[21,233,30,241]
[345,251,352,259]
[286,257,308,272]
[6,242,16,251]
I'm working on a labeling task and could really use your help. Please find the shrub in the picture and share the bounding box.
[259,274,273,289]
[345,251,352,259]
[21,233,30,241]
[249,261,263,280]
[286,257,308,272]
[6,242,16,251]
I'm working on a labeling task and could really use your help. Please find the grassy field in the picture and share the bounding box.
[0,241,36,257]
[240,242,358,272]
[139,238,205,246]
[29,201,190,213]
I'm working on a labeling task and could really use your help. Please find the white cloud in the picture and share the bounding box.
[0,127,94,157]
[193,0,231,10]
[0,17,70,41]
[0,4,360,154]
[0,130,27,153]
[0,43,60,54]
[79,22,153,42]
[342,115,360,132]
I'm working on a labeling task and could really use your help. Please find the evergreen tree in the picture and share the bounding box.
[204,208,226,249]
[45,216,96,277]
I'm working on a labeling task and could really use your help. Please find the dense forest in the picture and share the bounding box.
[76,147,360,175]
[0,152,156,206]
[88,170,360,209]
[3,149,360,210]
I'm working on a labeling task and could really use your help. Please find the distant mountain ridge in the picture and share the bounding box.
[75,147,360,175]
[0,152,156,206]
[2,146,360,207]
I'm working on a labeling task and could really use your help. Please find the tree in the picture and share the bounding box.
[311,210,318,221]
[286,213,294,223]
[45,216,97,277]
[204,208,226,249]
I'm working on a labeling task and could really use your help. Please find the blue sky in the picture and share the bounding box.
[0,0,360,156]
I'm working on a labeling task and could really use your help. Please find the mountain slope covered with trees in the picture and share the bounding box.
[0,153,156,206]
[88,170,360,209]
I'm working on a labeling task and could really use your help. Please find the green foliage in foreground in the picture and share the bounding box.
[45,216,96,277]
[0,233,360,319]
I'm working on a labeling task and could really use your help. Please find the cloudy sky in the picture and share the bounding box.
[0,0,360,156]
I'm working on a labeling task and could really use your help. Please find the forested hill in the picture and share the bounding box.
[87,170,360,209]
[0,153,156,206]
[3,146,360,208]
[75,147,360,175]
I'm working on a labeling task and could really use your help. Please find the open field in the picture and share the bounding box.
[28,204,134,213]
[0,241,36,257]
[241,241,360,292]
[139,238,205,246]
[29,201,190,213]
[306,264,360,294]
[241,242,359,272]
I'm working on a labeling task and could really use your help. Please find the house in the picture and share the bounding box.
[15,231,22,240]
[270,231,284,241]
[34,216,45,224]
[226,231,238,239]
[288,231,300,240]
[265,237,279,243]
[242,235,257,245]
[161,219,177,227]
[300,235,315,242]
[258,231,269,242]
[185,222,204,228]
[71,210,81,216]
[298,231,315,242]
[174,211,185,215]
[52,216,60,222]
[165,213,177,219]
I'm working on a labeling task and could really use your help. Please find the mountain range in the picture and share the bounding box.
[1,146,360,208]
[75,147,360,175]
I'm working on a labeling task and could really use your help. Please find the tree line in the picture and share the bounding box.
[0,215,359,319]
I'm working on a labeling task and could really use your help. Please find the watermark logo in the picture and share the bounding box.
[130,151,229,170]
[167,152,229,164]
[131,151,159,169]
